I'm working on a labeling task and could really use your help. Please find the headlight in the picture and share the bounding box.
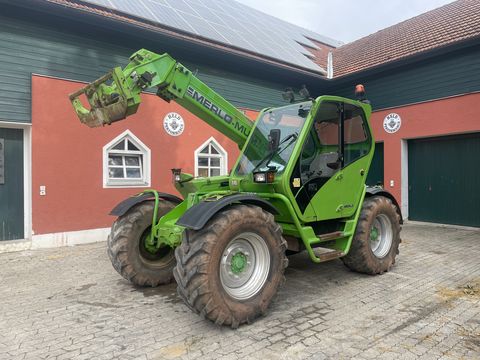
[253,171,275,183]
[254,172,266,183]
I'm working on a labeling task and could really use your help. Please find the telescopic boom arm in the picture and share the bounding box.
[69,49,253,148]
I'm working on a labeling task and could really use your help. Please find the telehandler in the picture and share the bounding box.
[70,49,401,328]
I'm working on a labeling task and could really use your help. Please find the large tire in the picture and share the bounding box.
[173,205,287,328]
[107,200,176,287]
[342,196,401,275]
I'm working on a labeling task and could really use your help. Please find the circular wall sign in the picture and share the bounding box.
[163,112,185,136]
[383,113,402,133]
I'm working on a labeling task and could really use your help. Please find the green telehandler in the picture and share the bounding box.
[69,49,402,328]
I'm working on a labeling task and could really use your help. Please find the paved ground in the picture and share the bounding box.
[0,223,479,360]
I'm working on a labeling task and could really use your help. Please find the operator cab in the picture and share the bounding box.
[290,98,372,219]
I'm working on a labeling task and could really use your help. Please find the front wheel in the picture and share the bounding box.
[173,205,288,328]
[107,200,177,287]
[342,196,401,275]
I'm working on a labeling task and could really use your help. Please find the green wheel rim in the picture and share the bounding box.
[369,214,393,258]
[138,228,175,268]
[220,232,270,300]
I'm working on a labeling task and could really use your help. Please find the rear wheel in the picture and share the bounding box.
[173,205,287,328]
[108,200,176,287]
[342,196,401,275]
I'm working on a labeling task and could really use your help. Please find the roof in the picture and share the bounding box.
[333,0,480,77]
[45,0,341,74]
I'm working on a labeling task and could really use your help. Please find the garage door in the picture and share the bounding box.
[408,133,480,227]
[0,128,24,240]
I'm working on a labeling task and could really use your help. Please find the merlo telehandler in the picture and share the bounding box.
[69,49,402,328]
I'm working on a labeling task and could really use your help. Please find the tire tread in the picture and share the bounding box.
[174,205,287,328]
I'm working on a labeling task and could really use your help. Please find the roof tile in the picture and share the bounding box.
[332,0,480,77]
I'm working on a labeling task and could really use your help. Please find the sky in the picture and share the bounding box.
[235,0,456,44]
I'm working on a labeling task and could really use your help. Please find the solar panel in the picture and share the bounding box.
[80,0,342,72]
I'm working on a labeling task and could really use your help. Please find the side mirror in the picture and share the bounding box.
[268,129,281,152]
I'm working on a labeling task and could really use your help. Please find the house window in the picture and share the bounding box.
[103,130,151,187]
[195,137,228,177]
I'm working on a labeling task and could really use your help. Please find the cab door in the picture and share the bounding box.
[290,100,372,220]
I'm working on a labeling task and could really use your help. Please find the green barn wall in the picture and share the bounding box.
[328,44,480,110]
[0,8,287,124]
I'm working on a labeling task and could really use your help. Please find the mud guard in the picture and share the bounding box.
[176,193,279,230]
[366,186,403,224]
[110,192,183,217]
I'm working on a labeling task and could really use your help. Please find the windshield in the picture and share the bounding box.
[235,101,311,176]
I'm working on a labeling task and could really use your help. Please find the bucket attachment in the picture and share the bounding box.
[69,68,140,128]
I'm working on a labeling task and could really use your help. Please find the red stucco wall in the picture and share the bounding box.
[32,75,256,235]
[370,93,480,207]
[32,75,480,235]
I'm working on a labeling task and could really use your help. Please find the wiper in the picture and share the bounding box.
[252,132,298,173]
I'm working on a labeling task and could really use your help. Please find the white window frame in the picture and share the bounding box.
[194,137,228,177]
[103,130,151,188]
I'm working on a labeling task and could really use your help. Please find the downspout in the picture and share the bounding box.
[327,51,333,79]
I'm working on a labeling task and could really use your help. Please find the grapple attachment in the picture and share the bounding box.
[69,68,140,128]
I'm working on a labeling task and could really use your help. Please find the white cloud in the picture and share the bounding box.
[235,0,456,43]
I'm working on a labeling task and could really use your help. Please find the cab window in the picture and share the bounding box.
[343,103,370,166]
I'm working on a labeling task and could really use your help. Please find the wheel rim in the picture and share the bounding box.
[138,228,175,268]
[369,214,393,258]
[220,232,270,301]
